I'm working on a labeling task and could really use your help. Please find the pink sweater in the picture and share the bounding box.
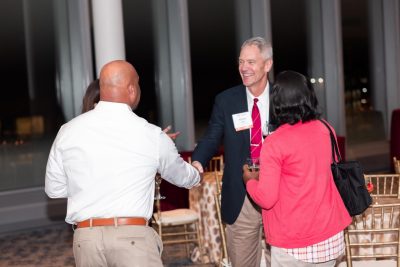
[246,120,351,248]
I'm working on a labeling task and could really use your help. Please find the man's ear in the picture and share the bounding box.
[265,58,273,72]
[127,84,135,95]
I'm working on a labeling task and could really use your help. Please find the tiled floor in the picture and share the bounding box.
[0,223,215,267]
[0,224,75,267]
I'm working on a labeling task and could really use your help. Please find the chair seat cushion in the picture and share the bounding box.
[337,259,396,267]
[153,208,199,226]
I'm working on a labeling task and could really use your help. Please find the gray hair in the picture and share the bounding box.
[241,37,273,60]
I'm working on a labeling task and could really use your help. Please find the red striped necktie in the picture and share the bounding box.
[250,98,262,159]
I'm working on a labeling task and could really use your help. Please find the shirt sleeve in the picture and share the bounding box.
[157,132,200,189]
[45,131,68,198]
[246,138,282,209]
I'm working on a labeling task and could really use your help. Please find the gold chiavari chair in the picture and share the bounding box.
[394,157,400,174]
[152,174,202,259]
[214,171,232,267]
[364,174,400,199]
[206,156,224,174]
[339,202,400,267]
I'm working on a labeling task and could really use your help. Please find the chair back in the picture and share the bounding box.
[364,174,400,199]
[344,202,400,267]
[394,157,400,174]
[153,174,164,226]
[205,156,224,174]
[152,174,203,260]
[214,170,223,195]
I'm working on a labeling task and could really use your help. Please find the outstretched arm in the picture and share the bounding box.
[157,132,200,189]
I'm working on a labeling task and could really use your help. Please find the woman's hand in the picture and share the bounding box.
[242,164,259,185]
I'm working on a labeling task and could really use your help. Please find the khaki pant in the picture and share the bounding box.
[73,225,163,267]
[271,246,336,267]
[226,195,263,267]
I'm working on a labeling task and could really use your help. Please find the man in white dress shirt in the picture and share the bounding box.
[45,60,201,267]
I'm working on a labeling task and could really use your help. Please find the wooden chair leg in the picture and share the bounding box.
[153,219,202,262]
[158,223,162,240]
[184,224,190,258]
[344,229,352,267]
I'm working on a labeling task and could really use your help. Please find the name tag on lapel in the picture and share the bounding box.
[232,112,252,131]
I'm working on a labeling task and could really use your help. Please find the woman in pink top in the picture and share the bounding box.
[243,71,351,267]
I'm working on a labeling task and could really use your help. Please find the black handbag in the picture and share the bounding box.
[320,120,372,216]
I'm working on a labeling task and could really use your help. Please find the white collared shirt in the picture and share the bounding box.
[45,101,200,224]
[246,83,270,136]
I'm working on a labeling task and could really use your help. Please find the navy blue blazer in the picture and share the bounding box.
[192,84,272,224]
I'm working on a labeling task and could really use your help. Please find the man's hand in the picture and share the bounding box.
[163,125,181,140]
[191,161,204,173]
[242,164,259,185]
[191,161,204,183]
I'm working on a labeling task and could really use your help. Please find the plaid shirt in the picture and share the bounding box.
[282,231,345,263]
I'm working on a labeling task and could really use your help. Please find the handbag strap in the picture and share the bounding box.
[319,119,342,163]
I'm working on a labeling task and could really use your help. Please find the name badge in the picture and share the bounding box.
[232,112,252,131]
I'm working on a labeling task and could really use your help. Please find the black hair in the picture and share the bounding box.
[270,70,321,127]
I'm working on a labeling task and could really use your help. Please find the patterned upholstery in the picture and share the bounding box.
[189,172,222,264]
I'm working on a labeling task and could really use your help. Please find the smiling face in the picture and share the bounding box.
[238,44,273,95]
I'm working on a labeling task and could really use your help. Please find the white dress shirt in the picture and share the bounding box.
[246,83,270,136]
[45,101,200,224]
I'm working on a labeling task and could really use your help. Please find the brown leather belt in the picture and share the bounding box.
[76,217,147,228]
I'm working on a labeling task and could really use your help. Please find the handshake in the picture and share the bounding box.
[191,161,204,174]
[191,161,204,183]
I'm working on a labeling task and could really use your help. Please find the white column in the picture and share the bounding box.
[152,0,173,127]
[92,0,125,76]
[152,0,195,151]
[234,0,272,44]
[250,0,273,44]
[234,0,251,48]
[307,0,346,135]
[68,0,93,116]
[234,0,273,77]
[54,0,93,120]
[54,0,74,120]
[321,0,346,136]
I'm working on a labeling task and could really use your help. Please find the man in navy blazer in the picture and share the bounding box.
[191,37,273,266]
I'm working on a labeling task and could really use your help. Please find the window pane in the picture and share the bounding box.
[0,0,64,192]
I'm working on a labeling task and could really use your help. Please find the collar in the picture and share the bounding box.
[245,82,269,102]
[95,101,133,112]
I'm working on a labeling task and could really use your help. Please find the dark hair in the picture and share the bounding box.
[81,79,100,113]
[270,71,320,127]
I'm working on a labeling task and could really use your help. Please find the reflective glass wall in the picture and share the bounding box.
[341,0,389,171]
[188,0,239,138]
[0,0,393,193]
[0,0,64,191]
